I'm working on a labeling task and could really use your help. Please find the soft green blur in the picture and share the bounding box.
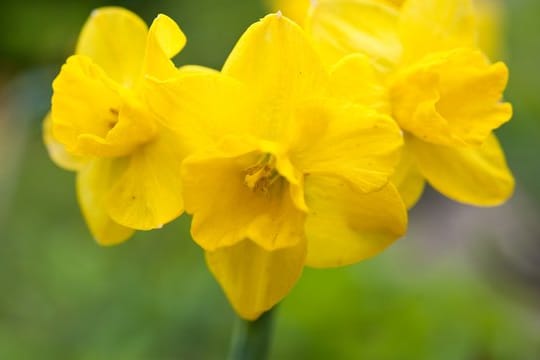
[1,0,540,359]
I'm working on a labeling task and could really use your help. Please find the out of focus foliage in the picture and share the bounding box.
[1,0,540,359]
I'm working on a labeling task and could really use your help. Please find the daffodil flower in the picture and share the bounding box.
[146,14,407,320]
[44,7,189,245]
[305,0,514,207]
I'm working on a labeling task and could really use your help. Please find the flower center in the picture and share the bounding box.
[244,154,281,193]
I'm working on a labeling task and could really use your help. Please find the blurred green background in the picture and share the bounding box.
[1,0,540,359]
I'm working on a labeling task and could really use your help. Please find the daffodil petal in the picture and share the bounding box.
[76,7,148,87]
[206,239,306,320]
[177,64,219,74]
[267,0,311,25]
[386,0,404,6]
[391,144,425,208]
[182,150,305,251]
[76,158,134,245]
[304,175,407,268]
[144,72,252,152]
[222,13,328,142]
[392,49,512,146]
[399,0,476,62]
[329,53,390,114]
[43,112,87,171]
[292,102,403,193]
[274,155,308,211]
[143,14,186,80]
[306,0,401,70]
[106,129,185,230]
[410,134,514,206]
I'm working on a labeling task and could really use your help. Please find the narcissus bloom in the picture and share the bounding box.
[305,0,514,207]
[44,7,189,245]
[146,14,407,319]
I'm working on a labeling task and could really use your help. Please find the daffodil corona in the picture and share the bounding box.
[305,0,514,207]
[44,7,189,245]
[146,13,407,319]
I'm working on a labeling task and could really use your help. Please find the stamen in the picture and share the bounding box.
[244,154,281,193]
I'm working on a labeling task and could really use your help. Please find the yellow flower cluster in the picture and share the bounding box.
[273,0,513,207]
[45,1,513,320]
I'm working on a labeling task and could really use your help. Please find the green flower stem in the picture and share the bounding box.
[227,307,276,360]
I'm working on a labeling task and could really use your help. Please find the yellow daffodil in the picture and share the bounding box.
[305,0,514,207]
[146,14,407,319]
[44,7,189,245]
